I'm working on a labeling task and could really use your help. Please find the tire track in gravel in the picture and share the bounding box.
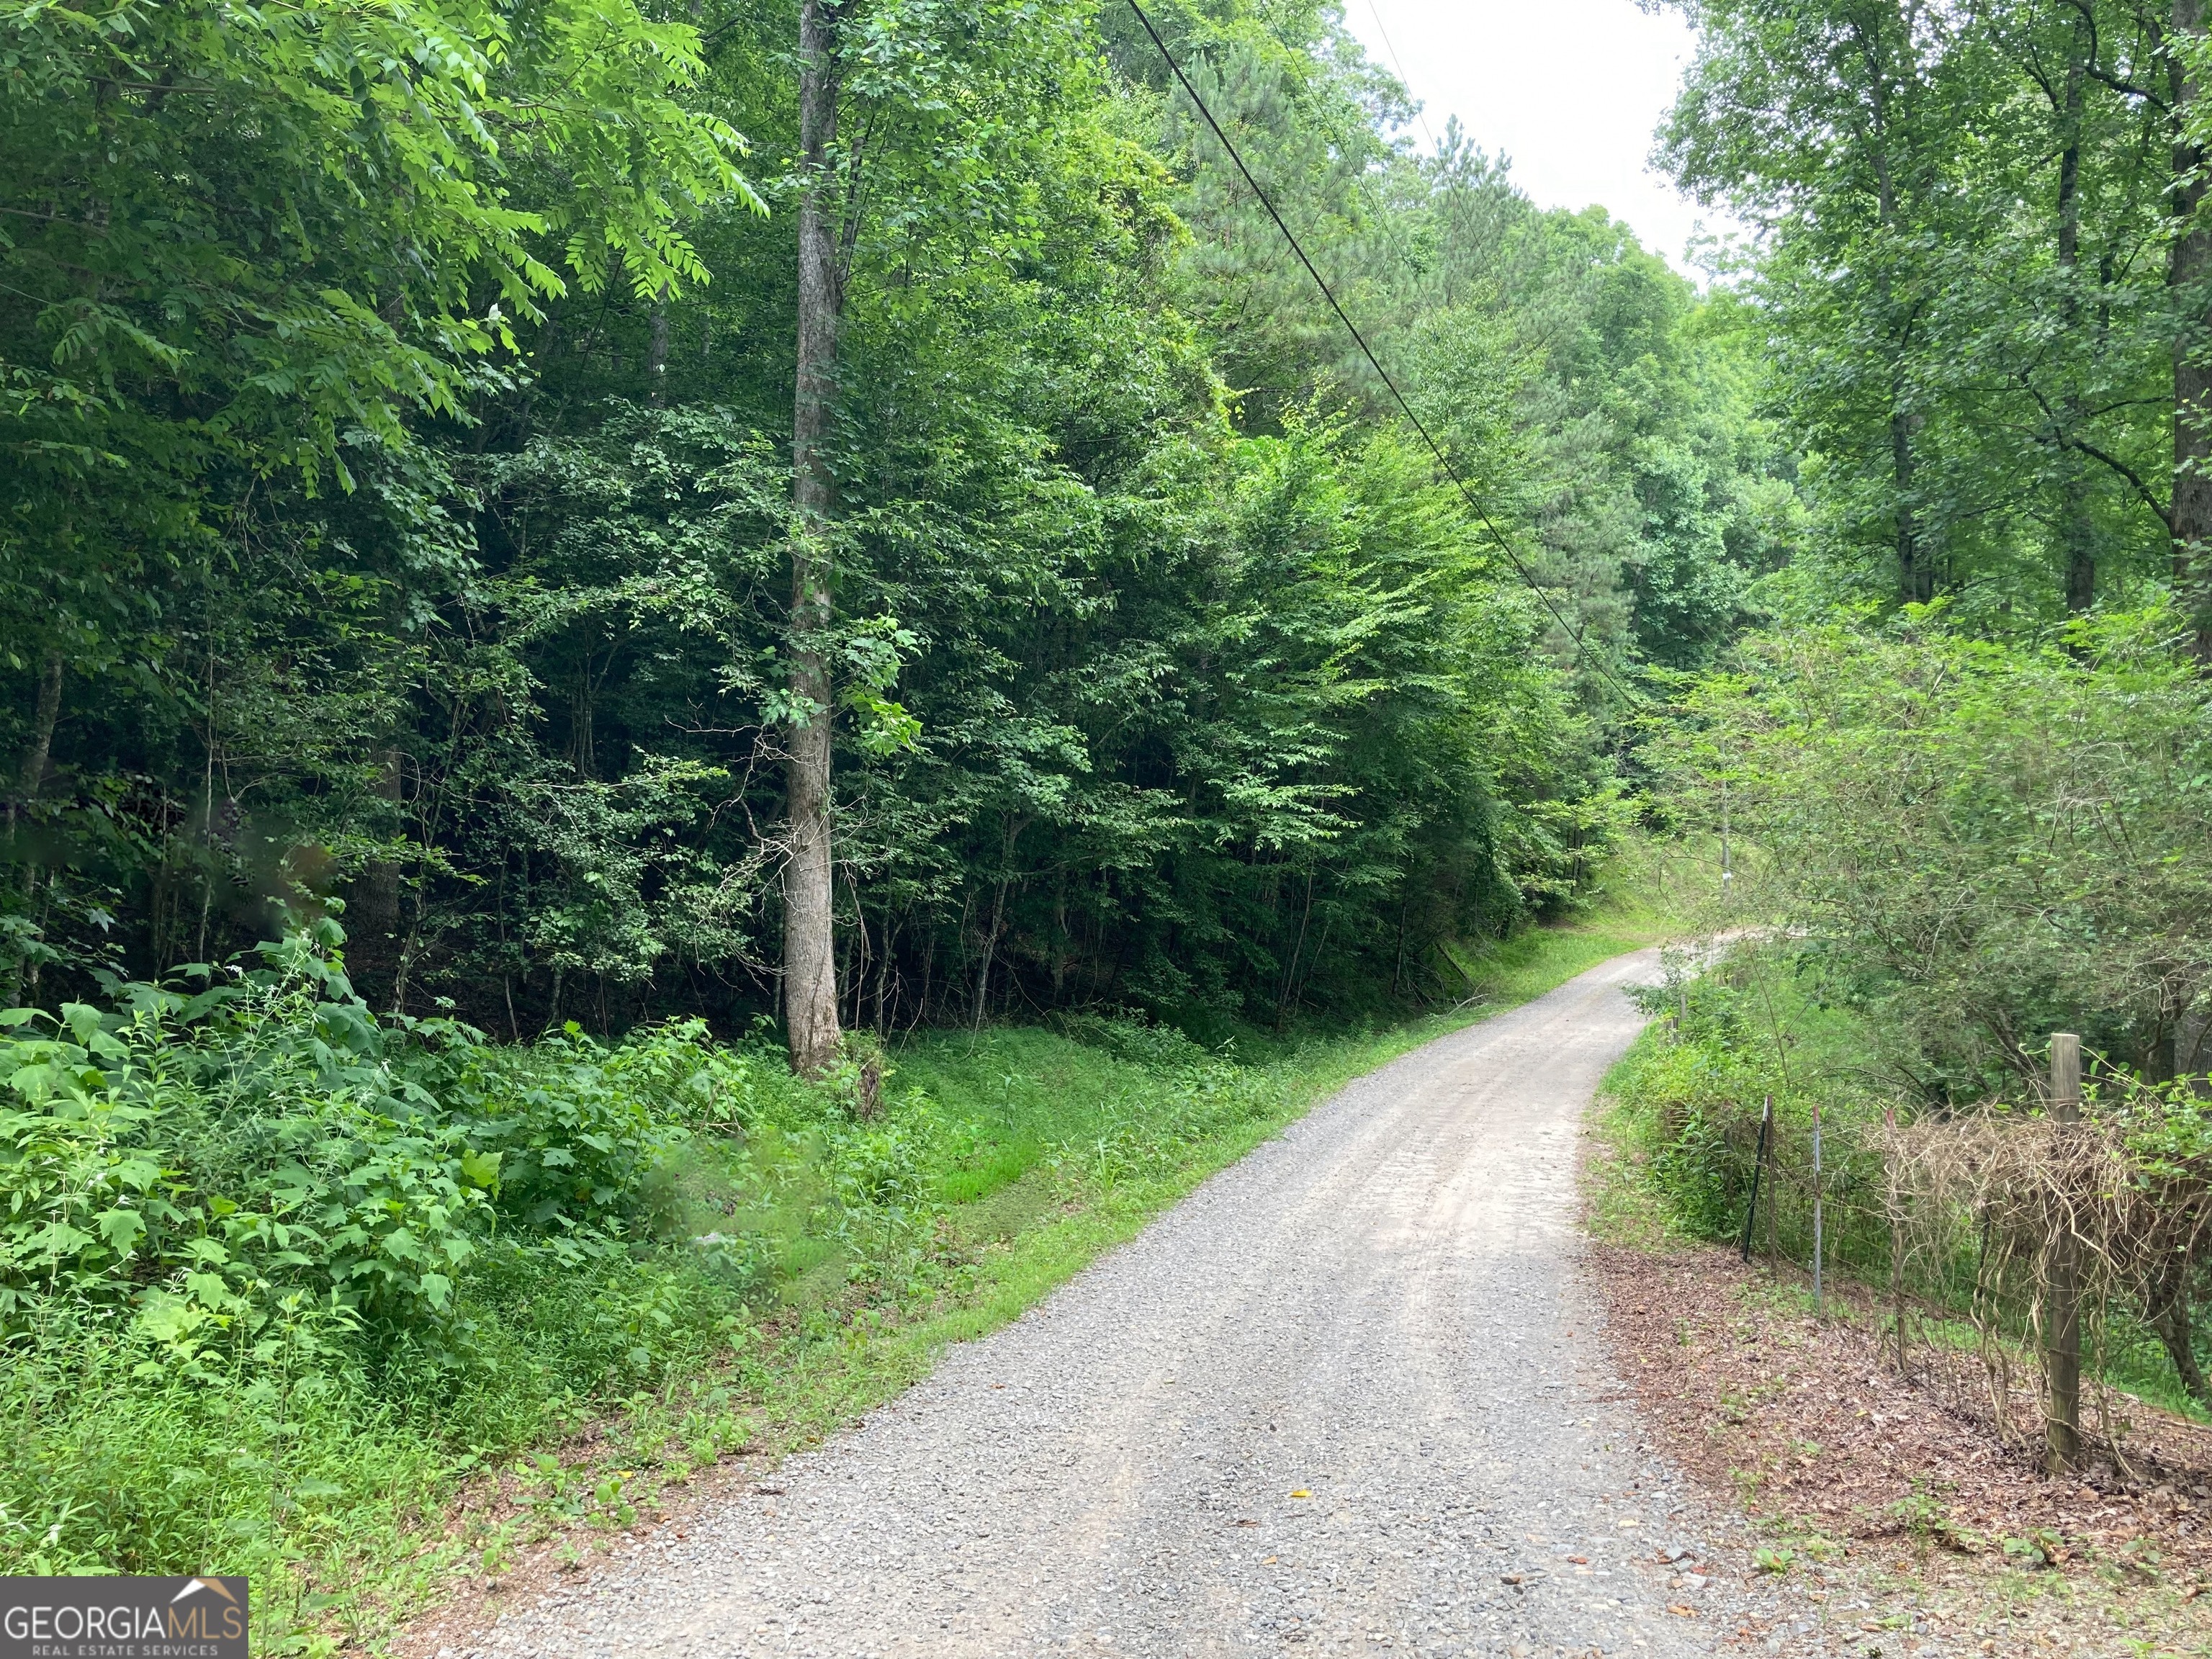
[471,949,1758,1659]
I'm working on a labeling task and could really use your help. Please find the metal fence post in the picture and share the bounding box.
[1740,1094,1773,1262]
[1886,1103,1905,1373]
[1812,1097,1824,1317]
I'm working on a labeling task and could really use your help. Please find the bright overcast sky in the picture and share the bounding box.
[1342,0,1735,274]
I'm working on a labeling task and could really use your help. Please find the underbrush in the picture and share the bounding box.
[1588,941,2212,1428]
[0,907,1658,1651]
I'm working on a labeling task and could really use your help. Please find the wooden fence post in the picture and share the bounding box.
[2046,1032,2082,1475]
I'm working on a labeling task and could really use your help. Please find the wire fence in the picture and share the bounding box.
[1696,1053,2212,1484]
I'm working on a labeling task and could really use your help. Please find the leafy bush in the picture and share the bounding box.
[1667,613,2212,1095]
[1607,948,1903,1276]
[0,921,823,1615]
[0,915,1367,1645]
[1052,1012,1216,1074]
[2,926,491,1352]
[1607,1038,1751,1241]
[0,920,794,1365]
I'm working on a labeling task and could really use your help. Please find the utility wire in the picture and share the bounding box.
[1361,0,1438,157]
[1123,0,1642,707]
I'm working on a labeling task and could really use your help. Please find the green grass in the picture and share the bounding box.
[4,899,1669,1655]
[1441,882,1672,1011]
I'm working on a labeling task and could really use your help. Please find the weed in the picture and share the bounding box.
[1794,1528,1850,1563]
[480,1523,520,1575]
[2002,1530,2064,1570]
[1885,1483,1979,1555]
[2112,1537,2165,1582]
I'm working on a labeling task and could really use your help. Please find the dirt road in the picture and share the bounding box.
[476,950,1748,1658]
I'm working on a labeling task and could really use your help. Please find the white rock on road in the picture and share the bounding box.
[482,950,1759,1658]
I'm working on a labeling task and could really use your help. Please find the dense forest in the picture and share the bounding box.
[1627,0,2212,1431]
[1653,0,2212,1087]
[10,0,2212,1627]
[0,0,1792,1063]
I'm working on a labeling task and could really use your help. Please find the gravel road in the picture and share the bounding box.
[477,950,1762,1659]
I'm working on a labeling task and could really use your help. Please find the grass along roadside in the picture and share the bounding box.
[0,898,1668,1659]
[385,902,1673,1655]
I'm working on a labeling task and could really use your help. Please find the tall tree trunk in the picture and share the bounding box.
[12,652,62,824]
[2146,1249,2211,1408]
[971,880,1004,1034]
[360,745,405,997]
[2059,18,2098,612]
[1856,9,1925,606]
[2,652,62,1005]
[1891,397,1928,603]
[2173,0,2212,652]
[784,0,844,1076]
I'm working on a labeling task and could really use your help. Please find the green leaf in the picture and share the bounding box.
[95,1208,144,1255]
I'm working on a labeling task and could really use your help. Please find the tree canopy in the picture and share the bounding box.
[0,0,1779,1043]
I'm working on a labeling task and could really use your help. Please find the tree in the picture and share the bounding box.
[786,0,844,1075]
[1660,0,2180,624]
[0,0,753,998]
[1663,1,1962,606]
[0,0,750,589]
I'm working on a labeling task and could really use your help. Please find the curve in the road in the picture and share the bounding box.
[475,948,1742,1659]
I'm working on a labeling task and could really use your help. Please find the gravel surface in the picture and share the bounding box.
[470,952,1773,1659]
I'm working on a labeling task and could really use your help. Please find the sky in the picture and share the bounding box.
[1341,0,1737,274]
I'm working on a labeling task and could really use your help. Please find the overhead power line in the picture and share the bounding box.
[1121,0,1642,707]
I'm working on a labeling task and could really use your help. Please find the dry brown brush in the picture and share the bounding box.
[1881,1094,2212,1481]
